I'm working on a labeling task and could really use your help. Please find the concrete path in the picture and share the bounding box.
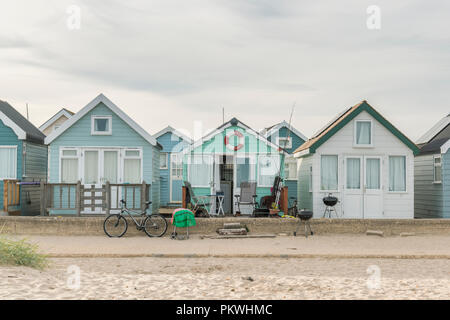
[17,234,450,259]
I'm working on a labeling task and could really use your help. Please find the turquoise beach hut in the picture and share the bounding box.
[183,117,286,215]
[154,126,192,208]
[0,99,47,216]
[44,94,162,214]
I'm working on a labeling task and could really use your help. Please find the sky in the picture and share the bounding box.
[0,0,449,141]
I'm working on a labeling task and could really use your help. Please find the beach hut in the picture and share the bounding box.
[261,121,307,201]
[415,114,450,218]
[39,108,74,136]
[154,126,192,208]
[44,94,162,214]
[0,99,47,216]
[183,117,286,215]
[293,100,419,219]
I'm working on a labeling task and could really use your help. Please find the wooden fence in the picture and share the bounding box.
[3,179,20,212]
[40,181,150,216]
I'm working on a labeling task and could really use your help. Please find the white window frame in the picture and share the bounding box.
[59,148,80,183]
[0,146,17,180]
[388,155,407,193]
[160,152,168,169]
[276,136,292,149]
[122,148,143,184]
[433,154,442,184]
[170,153,183,180]
[320,154,339,192]
[257,154,280,187]
[91,115,112,135]
[284,158,297,181]
[354,120,373,147]
[188,154,212,188]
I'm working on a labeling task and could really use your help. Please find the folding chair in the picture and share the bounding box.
[183,181,210,217]
[234,181,258,215]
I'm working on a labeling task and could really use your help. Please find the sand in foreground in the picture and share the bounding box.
[1,257,449,299]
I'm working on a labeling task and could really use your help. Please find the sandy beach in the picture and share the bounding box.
[2,233,450,300]
[1,257,450,300]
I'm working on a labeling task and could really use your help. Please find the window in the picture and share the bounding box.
[389,156,406,192]
[284,160,297,180]
[321,155,338,191]
[123,149,142,183]
[189,155,212,187]
[0,146,17,179]
[258,155,280,187]
[355,120,372,146]
[346,158,361,189]
[61,149,79,183]
[160,152,168,169]
[91,116,112,135]
[171,153,183,179]
[276,137,292,149]
[434,155,442,183]
[236,156,256,187]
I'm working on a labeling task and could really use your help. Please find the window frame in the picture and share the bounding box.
[388,155,407,193]
[320,154,339,192]
[122,148,143,184]
[433,154,442,184]
[354,120,373,147]
[91,115,112,135]
[0,146,18,180]
[284,158,297,181]
[160,152,168,169]
[276,136,292,149]
[59,148,80,183]
[257,154,281,187]
[309,165,313,192]
[188,154,212,188]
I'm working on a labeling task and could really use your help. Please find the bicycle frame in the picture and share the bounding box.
[120,206,147,229]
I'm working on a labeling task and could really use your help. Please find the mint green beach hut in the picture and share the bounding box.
[182,118,286,215]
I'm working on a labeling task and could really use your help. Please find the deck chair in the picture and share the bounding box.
[183,181,210,217]
[234,181,258,214]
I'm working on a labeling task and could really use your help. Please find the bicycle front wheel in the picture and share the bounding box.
[104,214,128,237]
[144,214,168,237]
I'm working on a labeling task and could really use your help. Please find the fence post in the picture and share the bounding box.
[40,181,45,216]
[141,181,146,212]
[105,181,110,215]
[76,181,81,216]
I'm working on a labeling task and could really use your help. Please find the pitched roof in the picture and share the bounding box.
[0,99,46,143]
[293,100,419,155]
[39,108,74,132]
[186,117,286,154]
[154,125,192,143]
[261,120,308,141]
[44,94,161,148]
[416,115,450,155]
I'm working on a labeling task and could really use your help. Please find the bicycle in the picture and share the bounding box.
[103,199,168,238]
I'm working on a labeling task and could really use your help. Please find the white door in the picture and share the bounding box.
[103,150,120,211]
[82,149,102,214]
[170,153,183,203]
[82,149,121,214]
[343,156,363,218]
[363,156,383,218]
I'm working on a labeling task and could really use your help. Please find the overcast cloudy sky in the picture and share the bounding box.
[1,0,449,140]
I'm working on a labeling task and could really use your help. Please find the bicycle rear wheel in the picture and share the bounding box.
[104,214,128,237]
[144,214,168,237]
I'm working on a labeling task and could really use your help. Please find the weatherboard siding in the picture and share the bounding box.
[442,150,450,218]
[0,119,23,211]
[414,154,443,218]
[157,131,190,206]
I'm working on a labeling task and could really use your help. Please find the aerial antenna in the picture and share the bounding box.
[286,101,296,146]
[26,103,29,120]
[222,107,225,124]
